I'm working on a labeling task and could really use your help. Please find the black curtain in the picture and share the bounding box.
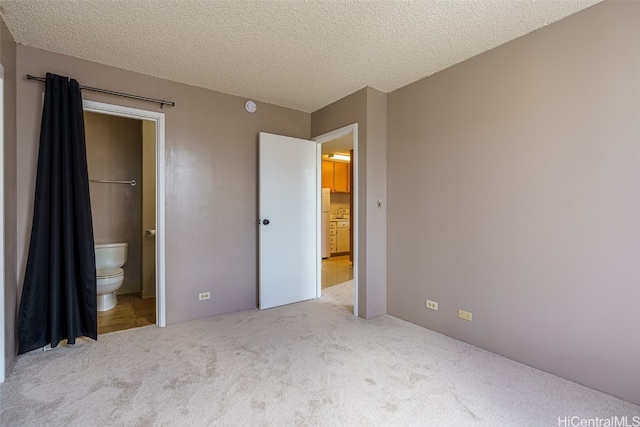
[18,73,97,354]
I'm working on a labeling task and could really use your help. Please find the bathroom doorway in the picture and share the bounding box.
[83,100,166,332]
[85,111,155,334]
[84,111,156,334]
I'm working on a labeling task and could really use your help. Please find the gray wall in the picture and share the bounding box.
[312,87,387,319]
[1,16,17,378]
[365,88,387,318]
[15,46,310,326]
[85,111,142,295]
[387,1,640,405]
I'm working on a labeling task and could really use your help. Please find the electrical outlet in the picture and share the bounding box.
[199,292,211,301]
[426,300,438,310]
[458,309,472,321]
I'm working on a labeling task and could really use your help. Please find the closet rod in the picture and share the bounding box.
[26,74,175,108]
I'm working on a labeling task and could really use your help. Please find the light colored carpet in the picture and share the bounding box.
[1,280,638,426]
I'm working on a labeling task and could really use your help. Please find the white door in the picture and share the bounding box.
[259,132,318,309]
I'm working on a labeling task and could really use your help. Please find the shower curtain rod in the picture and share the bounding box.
[26,74,175,108]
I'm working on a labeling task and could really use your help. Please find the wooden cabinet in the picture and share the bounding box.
[322,160,350,193]
[322,161,334,190]
[333,162,349,193]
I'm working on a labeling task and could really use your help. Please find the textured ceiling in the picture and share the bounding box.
[0,0,601,112]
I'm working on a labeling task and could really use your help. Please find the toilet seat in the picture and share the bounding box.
[97,267,124,279]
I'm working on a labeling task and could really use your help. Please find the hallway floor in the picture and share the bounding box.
[97,293,156,335]
[321,254,353,289]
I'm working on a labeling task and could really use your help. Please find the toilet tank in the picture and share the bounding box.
[95,242,129,269]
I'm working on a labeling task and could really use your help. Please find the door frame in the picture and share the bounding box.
[83,100,166,327]
[0,64,5,382]
[313,123,358,316]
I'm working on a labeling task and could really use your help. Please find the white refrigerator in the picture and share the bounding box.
[321,188,330,259]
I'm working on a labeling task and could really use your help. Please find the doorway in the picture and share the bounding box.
[83,100,166,328]
[84,111,156,334]
[314,124,358,316]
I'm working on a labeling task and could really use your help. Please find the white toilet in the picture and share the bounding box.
[95,242,129,312]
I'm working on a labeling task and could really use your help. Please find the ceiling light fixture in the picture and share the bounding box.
[328,153,350,161]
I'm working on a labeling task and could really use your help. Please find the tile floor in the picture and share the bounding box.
[98,256,352,335]
[322,254,353,289]
[97,293,156,335]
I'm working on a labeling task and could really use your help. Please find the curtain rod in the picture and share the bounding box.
[26,74,175,108]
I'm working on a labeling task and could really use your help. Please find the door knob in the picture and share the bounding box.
[262,219,270,225]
